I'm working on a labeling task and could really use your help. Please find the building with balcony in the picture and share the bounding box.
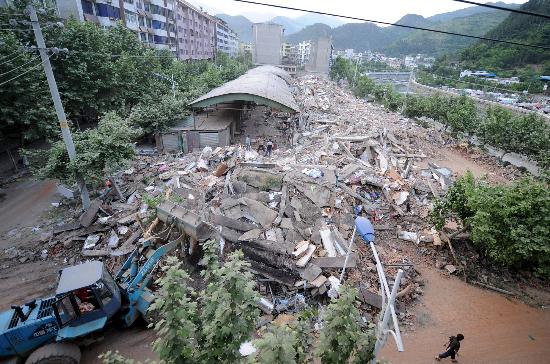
[214,18,239,58]
[175,0,215,61]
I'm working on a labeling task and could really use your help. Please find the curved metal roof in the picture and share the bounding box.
[188,65,299,113]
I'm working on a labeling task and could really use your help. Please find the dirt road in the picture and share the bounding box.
[381,268,550,364]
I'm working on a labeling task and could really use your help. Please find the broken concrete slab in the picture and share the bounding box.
[238,229,262,241]
[213,214,257,232]
[292,241,310,259]
[359,288,382,309]
[280,218,294,230]
[296,244,316,268]
[53,221,81,235]
[240,197,277,228]
[312,255,357,269]
[79,199,102,227]
[298,263,322,282]
[310,275,328,288]
[156,201,215,241]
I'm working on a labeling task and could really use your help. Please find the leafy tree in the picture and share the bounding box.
[330,56,352,82]
[431,171,550,277]
[149,256,198,363]
[317,285,376,364]
[0,32,56,143]
[199,249,260,363]
[29,112,140,185]
[99,351,139,364]
[128,94,190,135]
[253,324,300,364]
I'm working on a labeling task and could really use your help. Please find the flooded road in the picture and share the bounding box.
[381,268,550,364]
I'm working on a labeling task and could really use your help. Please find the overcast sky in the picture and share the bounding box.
[193,0,528,23]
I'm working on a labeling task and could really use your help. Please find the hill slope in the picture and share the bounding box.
[428,1,519,22]
[216,14,253,43]
[460,0,550,71]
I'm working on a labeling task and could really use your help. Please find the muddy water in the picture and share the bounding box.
[381,268,550,364]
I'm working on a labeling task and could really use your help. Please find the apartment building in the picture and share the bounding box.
[214,18,239,58]
[175,0,215,61]
[2,0,238,61]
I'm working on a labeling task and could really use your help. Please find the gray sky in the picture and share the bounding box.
[194,0,528,23]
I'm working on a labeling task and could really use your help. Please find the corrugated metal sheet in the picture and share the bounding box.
[162,133,180,152]
[199,132,219,148]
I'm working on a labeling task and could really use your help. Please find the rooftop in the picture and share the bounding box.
[188,65,299,113]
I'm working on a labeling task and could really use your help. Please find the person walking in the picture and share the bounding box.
[266,139,273,157]
[245,135,251,151]
[435,334,464,362]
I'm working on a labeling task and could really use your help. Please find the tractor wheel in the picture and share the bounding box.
[25,343,81,364]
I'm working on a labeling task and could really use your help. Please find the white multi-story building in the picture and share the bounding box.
[297,41,311,67]
[214,18,239,58]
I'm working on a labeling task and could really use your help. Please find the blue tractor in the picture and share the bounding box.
[0,240,176,363]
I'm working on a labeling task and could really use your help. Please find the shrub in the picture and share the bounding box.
[431,172,550,277]
[317,285,376,364]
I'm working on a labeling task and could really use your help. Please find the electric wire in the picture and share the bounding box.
[0,52,25,66]
[233,0,550,51]
[0,55,49,87]
[0,49,22,61]
[0,55,39,77]
[451,0,550,20]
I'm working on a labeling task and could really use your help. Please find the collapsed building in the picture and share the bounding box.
[157,66,299,153]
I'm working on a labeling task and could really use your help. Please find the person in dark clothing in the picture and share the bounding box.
[436,334,464,362]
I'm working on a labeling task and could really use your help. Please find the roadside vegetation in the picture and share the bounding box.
[430,172,550,277]
[100,241,376,363]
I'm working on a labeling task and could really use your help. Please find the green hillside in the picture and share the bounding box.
[386,11,511,57]
[460,0,550,72]
[285,8,513,57]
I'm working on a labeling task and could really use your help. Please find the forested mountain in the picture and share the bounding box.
[287,9,511,56]
[460,0,550,72]
[428,1,519,22]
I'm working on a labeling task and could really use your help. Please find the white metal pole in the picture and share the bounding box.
[29,5,90,209]
[339,225,357,283]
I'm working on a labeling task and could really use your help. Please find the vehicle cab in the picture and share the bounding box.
[52,261,121,341]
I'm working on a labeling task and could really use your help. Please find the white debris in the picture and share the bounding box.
[83,234,100,249]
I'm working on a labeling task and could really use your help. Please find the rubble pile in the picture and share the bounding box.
[4,73,523,323]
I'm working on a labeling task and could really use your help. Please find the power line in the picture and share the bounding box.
[0,52,24,66]
[233,0,550,51]
[0,49,22,61]
[451,0,550,20]
[0,56,48,87]
[0,55,39,77]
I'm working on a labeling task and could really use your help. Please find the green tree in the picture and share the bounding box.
[431,172,550,277]
[199,249,260,363]
[330,56,353,82]
[149,256,198,363]
[317,285,376,364]
[128,94,190,135]
[254,324,300,364]
[30,112,140,185]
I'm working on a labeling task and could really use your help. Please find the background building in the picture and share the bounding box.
[252,22,283,65]
[297,41,311,67]
[306,36,333,74]
[176,0,215,60]
[215,18,239,58]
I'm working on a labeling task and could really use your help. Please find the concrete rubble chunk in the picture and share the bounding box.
[296,244,316,268]
[320,228,336,257]
[298,263,322,282]
[292,240,310,259]
[213,214,257,232]
[310,274,328,288]
[79,199,102,227]
[398,230,418,242]
[238,229,262,241]
[445,264,457,274]
[239,197,277,228]
[312,255,357,268]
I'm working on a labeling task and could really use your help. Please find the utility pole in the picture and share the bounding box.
[28,4,91,209]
